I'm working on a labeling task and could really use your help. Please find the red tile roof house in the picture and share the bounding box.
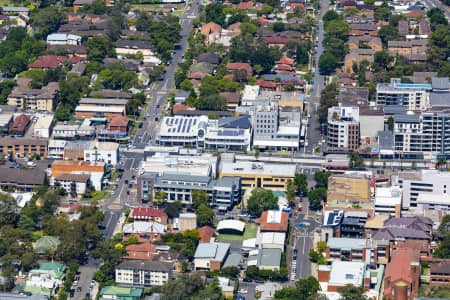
[256,210,289,232]
[238,1,254,9]
[29,55,86,69]
[123,242,158,261]
[226,62,253,77]
[384,246,420,300]
[9,114,30,136]
[198,226,215,243]
[257,79,277,91]
[263,36,298,48]
[108,115,129,135]
[276,57,295,66]
[130,207,168,224]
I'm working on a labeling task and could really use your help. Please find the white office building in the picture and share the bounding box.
[115,260,172,287]
[84,141,119,165]
[374,186,402,216]
[376,78,431,111]
[393,169,450,208]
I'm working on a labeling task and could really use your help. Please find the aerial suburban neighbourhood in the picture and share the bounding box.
[0,0,449,298]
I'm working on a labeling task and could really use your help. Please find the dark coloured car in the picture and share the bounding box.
[69,290,75,297]
[77,287,82,292]
[243,278,252,282]
[254,279,264,283]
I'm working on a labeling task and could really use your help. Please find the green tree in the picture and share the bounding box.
[294,173,308,195]
[31,7,66,38]
[318,83,338,123]
[286,180,297,204]
[296,44,309,66]
[203,2,225,26]
[349,152,364,169]
[374,7,391,21]
[0,194,18,227]
[196,204,215,227]
[165,201,183,219]
[378,25,400,45]
[337,284,370,300]
[323,10,339,23]
[314,171,331,188]
[0,55,27,77]
[318,52,338,75]
[86,35,110,63]
[308,187,326,210]
[192,190,209,209]
[247,188,279,217]
[427,8,448,29]
[154,190,168,207]
[387,116,394,131]
[275,276,320,299]
[324,19,350,41]
[240,22,257,36]
[273,22,285,32]
[373,50,394,71]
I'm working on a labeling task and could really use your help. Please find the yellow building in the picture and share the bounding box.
[7,81,59,112]
[219,160,296,191]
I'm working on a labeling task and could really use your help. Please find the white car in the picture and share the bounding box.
[239,289,248,294]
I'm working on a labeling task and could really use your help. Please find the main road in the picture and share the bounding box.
[73,3,200,300]
[305,0,329,154]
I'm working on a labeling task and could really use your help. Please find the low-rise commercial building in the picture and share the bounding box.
[50,160,105,191]
[53,173,90,196]
[84,141,120,165]
[219,157,296,191]
[75,105,125,122]
[374,186,402,216]
[33,115,54,138]
[139,173,240,210]
[429,260,450,286]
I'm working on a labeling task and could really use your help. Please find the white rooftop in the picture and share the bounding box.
[34,115,54,129]
[75,105,125,113]
[374,186,402,206]
[158,115,208,137]
[417,193,450,205]
[220,160,296,177]
[328,261,365,287]
[267,210,282,224]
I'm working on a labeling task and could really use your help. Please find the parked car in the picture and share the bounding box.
[76,287,82,292]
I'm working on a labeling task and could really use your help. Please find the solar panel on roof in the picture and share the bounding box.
[182,118,187,133]
[177,119,182,132]
[187,118,192,132]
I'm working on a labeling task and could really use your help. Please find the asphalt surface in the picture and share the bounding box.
[305,0,329,154]
[72,3,200,300]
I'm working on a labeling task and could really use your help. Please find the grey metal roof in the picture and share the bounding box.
[430,92,450,106]
[432,77,450,91]
[215,176,240,188]
[257,248,281,267]
[383,105,406,115]
[79,98,128,105]
[218,115,251,129]
[194,242,230,262]
[344,211,369,218]
[394,114,420,123]
[378,130,394,150]
[327,237,366,250]
[223,252,242,268]
[117,260,172,272]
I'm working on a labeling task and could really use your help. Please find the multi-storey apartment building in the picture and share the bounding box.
[376,78,431,110]
[7,80,59,112]
[0,137,48,158]
[115,260,172,287]
[327,105,360,152]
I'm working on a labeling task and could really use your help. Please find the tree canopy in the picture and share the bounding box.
[247,188,279,216]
